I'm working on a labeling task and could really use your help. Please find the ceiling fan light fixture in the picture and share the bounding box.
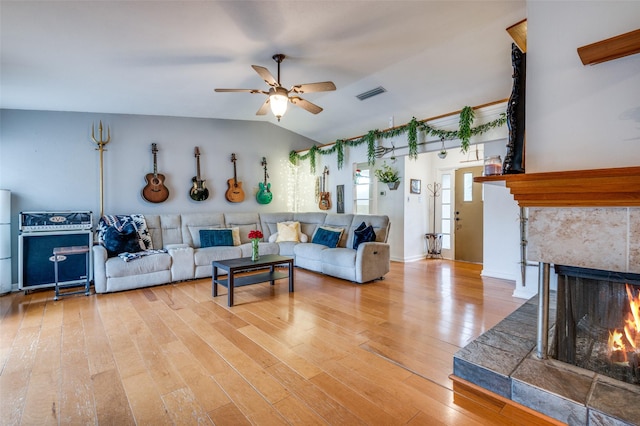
[269,87,289,121]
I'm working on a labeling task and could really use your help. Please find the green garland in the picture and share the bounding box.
[458,106,474,153]
[290,106,506,172]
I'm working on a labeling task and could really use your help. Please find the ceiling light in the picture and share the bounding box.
[269,87,289,121]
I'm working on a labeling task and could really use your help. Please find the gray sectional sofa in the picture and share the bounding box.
[92,212,390,293]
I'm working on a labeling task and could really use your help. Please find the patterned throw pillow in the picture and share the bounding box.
[353,221,376,250]
[98,214,153,250]
[311,226,344,248]
[199,229,234,247]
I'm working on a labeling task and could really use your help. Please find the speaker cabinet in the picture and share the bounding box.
[19,231,92,290]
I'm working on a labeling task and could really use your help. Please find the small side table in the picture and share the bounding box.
[53,246,91,300]
[424,233,443,258]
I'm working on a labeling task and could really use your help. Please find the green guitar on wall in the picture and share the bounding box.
[256,157,272,205]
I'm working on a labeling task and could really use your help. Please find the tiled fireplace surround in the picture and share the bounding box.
[454,205,640,425]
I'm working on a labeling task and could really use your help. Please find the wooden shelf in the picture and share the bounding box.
[474,166,640,207]
[577,28,640,65]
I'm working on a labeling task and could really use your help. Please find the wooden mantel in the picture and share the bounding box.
[474,166,640,207]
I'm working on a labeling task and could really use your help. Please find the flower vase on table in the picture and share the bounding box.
[248,229,263,261]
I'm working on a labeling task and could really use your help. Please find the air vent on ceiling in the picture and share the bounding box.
[356,86,387,101]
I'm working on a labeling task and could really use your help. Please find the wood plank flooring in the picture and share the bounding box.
[0,259,532,425]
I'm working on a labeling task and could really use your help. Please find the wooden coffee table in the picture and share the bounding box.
[212,254,294,307]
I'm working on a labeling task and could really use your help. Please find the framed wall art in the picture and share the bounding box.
[336,184,345,213]
[410,179,421,194]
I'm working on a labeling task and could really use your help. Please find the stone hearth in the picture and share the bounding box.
[453,292,640,425]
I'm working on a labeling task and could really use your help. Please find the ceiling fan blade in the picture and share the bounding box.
[256,97,270,115]
[252,65,278,87]
[290,96,323,114]
[214,88,268,94]
[290,81,336,94]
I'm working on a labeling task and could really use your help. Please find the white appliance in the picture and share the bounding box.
[0,190,11,295]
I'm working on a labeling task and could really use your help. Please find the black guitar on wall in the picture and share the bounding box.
[190,146,209,201]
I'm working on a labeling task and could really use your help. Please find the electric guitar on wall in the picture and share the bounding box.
[142,143,170,203]
[256,157,273,205]
[189,146,209,201]
[225,153,245,203]
[319,166,331,210]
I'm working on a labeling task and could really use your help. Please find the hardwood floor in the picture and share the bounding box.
[0,259,538,425]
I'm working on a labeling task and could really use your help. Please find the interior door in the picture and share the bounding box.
[454,166,483,263]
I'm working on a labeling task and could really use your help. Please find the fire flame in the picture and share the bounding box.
[608,284,640,366]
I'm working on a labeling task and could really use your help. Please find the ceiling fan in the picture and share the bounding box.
[215,54,336,121]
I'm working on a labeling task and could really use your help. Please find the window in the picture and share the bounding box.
[463,172,473,202]
[354,164,372,214]
[440,173,451,250]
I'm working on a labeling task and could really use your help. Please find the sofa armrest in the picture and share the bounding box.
[92,245,108,293]
[355,242,390,283]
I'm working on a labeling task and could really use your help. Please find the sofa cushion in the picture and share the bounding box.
[352,222,376,250]
[260,212,295,241]
[322,214,354,248]
[269,232,308,243]
[194,246,243,267]
[181,213,226,247]
[311,226,343,248]
[348,214,390,244]
[200,229,234,247]
[103,223,143,257]
[98,214,153,252]
[225,213,262,243]
[105,252,172,278]
[276,221,301,242]
[321,247,358,268]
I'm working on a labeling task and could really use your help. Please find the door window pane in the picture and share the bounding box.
[440,173,451,250]
[463,173,473,202]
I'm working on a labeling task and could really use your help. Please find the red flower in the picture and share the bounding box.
[248,230,263,240]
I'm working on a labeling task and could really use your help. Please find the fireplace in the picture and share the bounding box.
[455,169,640,424]
[554,265,640,386]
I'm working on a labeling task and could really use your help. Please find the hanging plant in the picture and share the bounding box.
[366,129,378,165]
[407,117,418,160]
[458,106,475,153]
[335,139,345,170]
[308,145,318,174]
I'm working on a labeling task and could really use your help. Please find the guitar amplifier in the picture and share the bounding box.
[19,211,93,291]
[19,230,93,290]
[20,211,92,232]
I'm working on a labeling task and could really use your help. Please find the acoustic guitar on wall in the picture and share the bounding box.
[189,146,209,201]
[319,166,331,210]
[225,153,245,203]
[256,157,273,205]
[142,143,170,203]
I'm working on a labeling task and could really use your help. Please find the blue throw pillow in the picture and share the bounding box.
[103,223,143,258]
[311,226,342,248]
[353,221,376,250]
[200,229,234,247]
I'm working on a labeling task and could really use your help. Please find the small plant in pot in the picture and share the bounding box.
[374,161,401,190]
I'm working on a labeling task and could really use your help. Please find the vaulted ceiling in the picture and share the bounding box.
[0,1,525,144]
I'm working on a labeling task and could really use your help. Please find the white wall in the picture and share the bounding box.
[0,109,316,283]
[527,1,640,173]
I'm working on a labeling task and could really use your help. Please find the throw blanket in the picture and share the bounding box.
[118,249,167,263]
[97,214,154,250]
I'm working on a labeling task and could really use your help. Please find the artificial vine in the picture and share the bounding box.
[289,105,507,172]
[407,117,419,160]
[457,106,475,153]
[366,130,378,165]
